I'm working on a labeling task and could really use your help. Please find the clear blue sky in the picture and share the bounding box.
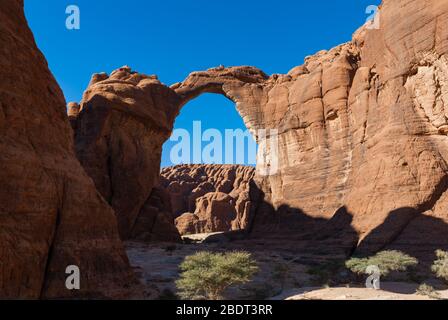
[24,0,380,167]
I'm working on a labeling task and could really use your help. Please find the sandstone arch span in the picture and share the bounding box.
[71,0,448,261]
[3,0,448,299]
[173,66,270,139]
[71,65,272,239]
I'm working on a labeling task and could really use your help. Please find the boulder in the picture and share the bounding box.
[176,192,236,235]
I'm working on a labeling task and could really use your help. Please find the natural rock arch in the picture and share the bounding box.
[72,0,448,262]
[4,0,448,300]
[71,65,275,240]
[173,66,270,140]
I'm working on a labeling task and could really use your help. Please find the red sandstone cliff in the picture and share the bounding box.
[0,0,136,299]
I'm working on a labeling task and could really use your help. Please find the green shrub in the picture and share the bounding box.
[431,250,448,283]
[416,283,441,299]
[176,251,259,300]
[345,250,418,277]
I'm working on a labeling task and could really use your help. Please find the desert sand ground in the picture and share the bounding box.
[275,285,448,300]
[126,234,448,300]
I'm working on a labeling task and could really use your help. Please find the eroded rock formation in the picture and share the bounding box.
[71,0,448,262]
[10,0,448,301]
[67,102,80,130]
[72,67,181,241]
[170,0,448,261]
[0,0,136,299]
[130,187,181,242]
[159,165,258,235]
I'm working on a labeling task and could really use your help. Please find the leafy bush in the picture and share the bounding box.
[431,250,448,283]
[345,250,418,277]
[416,283,441,299]
[176,251,259,300]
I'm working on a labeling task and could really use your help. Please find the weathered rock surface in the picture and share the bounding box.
[130,187,181,242]
[67,102,80,130]
[72,0,448,262]
[0,0,136,299]
[170,0,448,261]
[10,0,448,301]
[72,67,181,241]
[159,165,258,235]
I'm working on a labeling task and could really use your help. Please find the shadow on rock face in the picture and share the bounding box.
[356,175,448,272]
[243,183,360,259]
[246,180,448,275]
[357,207,448,271]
